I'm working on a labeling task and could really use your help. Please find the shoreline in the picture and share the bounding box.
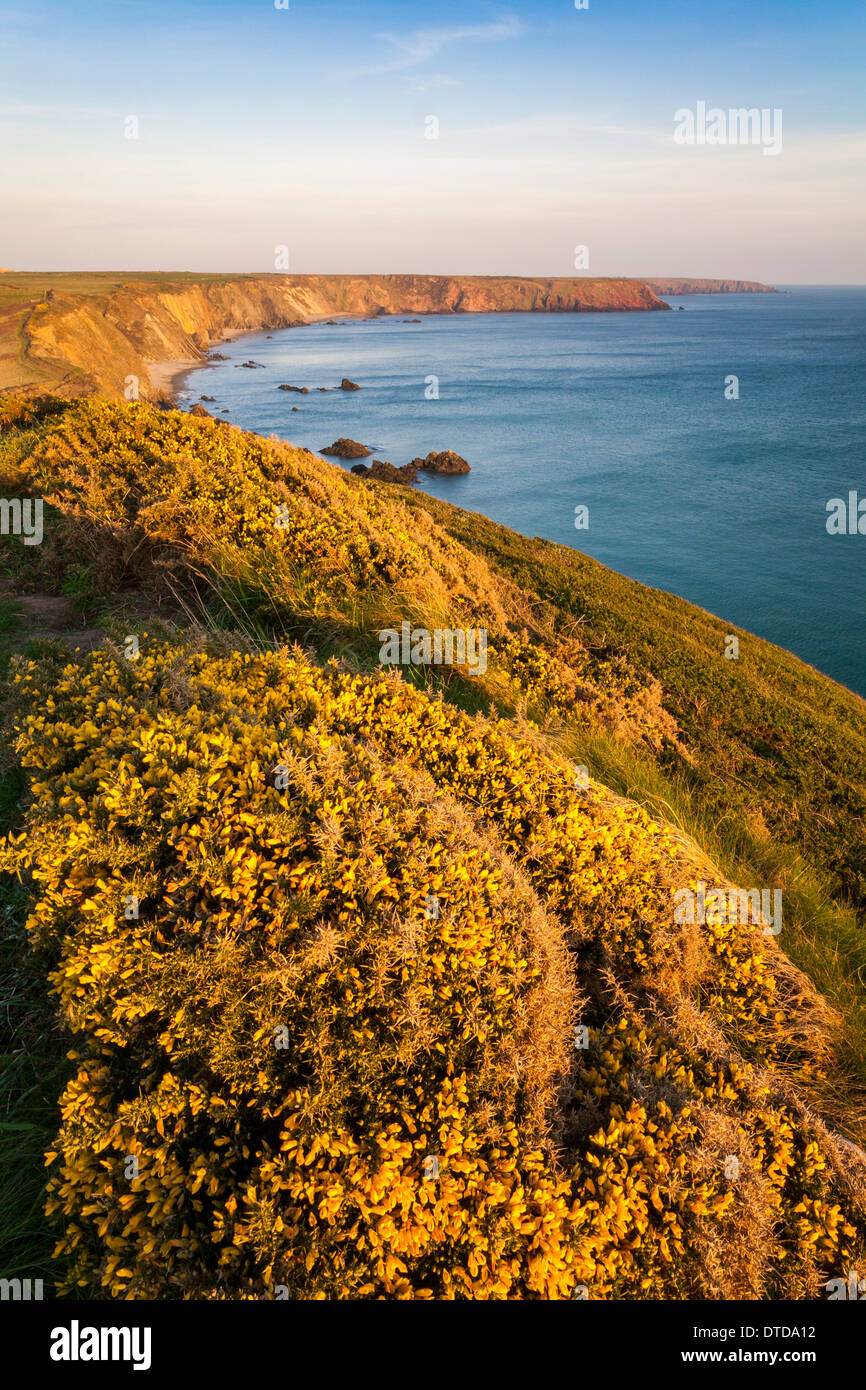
[148,326,258,399]
[145,283,778,405]
[147,313,377,402]
[15,274,773,403]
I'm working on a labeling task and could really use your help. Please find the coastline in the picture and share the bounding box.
[148,313,376,402]
[148,326,257,399]
[143,282,777,405]
[148,357,210,398]
[9,274,779,404]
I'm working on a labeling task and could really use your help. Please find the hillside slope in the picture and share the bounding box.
[0,396,863,1301]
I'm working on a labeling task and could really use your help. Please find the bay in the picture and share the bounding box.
[178,287,866,696]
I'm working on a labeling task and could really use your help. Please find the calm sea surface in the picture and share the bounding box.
[178,288,866,696]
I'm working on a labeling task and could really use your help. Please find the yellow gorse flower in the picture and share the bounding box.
[2,637,862,1301]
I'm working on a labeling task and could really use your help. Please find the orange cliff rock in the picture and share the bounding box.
[13,274,671,401]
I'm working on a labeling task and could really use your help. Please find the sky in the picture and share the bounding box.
[1,0,864,281]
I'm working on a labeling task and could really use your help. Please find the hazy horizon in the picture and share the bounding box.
[2,272,863,288]
[2,0,864,283]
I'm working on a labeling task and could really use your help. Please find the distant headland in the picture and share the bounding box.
[0,271,776,401]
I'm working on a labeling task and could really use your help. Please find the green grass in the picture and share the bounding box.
[0,270,325,312]
[0,604,72,1292]
[0,870,69,1288]
[390,488,866,1123]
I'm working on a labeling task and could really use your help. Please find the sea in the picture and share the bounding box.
[177,287,866,697]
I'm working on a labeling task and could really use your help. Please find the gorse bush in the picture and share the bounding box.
[11,398,506,633]
[2,641,864,1299]
[397,484,866,915]
[4,398,680,746]
[1,396,864,1301]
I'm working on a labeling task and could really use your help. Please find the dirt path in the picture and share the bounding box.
[3,591,103,651]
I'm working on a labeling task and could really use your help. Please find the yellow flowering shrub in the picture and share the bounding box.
[15,398,506,632]
[6,397,679,749]
[2,642,864,1299]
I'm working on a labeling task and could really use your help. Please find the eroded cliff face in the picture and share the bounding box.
[21,274,671,400]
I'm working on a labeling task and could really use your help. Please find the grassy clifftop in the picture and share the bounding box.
[0,396,863,1300]
[642,278,777,295]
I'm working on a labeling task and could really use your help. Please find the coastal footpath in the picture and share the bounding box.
[0,271,770,401]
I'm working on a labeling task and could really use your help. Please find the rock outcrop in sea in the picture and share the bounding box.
[351,460,419,485]
[321,438,372,459]
[411,449,471,475]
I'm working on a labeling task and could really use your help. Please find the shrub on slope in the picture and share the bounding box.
[399,490,866,914]
[0,397,682,752]
[2,642,864,1299]
[2,397,505,634]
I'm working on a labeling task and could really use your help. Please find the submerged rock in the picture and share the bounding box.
[278,384,310,393]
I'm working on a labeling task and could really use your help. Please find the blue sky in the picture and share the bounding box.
[1,0,864,279]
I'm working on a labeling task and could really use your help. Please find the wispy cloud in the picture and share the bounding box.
[457,113,585,140]
[402,73,463,94]
[373,15,526,73]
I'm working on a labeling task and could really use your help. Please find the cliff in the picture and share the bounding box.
[0,272,777,401]
[7,274,669,400]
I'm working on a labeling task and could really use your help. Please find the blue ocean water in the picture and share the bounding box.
[177,288,866,697]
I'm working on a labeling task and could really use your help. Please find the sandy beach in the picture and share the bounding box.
[147,357,210,397]
[146,327,256,399]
